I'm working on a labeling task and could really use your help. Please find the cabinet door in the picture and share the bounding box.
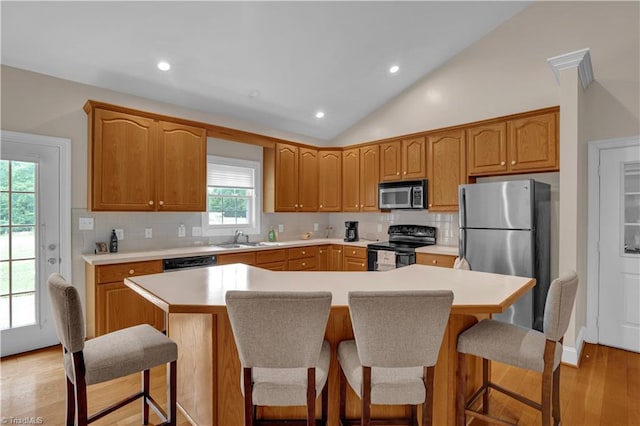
[402,136,427,179]
[318,151,342,211]
[217,252,257,265]
[379,141,402,181]
[360,145,379,212]
[91,109,156,211]
[508,112,558,172]
[97,282,163,335]
[156,121,207,211]
[329,245,343,271]
[342,148,360,212]
[416,253,456,268]
[343,257,367,271]
[275,143,299,212]
[467,122,508,176]
[427,129,467,212]
[318,245,329,271]
[298,147,319,212]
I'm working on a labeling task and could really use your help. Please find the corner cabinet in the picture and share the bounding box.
[342,146,379,212]
[467,108,558,176]
[379,136,426,181]
[427,129,467,212]
[85,102,207,212]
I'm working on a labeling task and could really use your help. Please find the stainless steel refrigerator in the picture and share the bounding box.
[458,180,550,331]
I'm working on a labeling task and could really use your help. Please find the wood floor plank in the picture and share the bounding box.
[1,342,638,425]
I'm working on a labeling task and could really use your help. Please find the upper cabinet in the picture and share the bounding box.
[86,104,206,212]
[318,150,342,211]
[343,146,379,212]
[379,136,426,181]
[427,129,467,212]
[467,109,558,176]
[269,143,318,212]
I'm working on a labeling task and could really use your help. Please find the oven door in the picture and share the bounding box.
[379,186,412,209]
[367,249,415,271]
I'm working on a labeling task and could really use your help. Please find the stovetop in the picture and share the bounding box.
[367,224,437,252]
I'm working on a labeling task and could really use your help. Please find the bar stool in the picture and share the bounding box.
[47,273,177,426]
[337,290,454,426]
[456,270,578,426]
[225,290,332,426]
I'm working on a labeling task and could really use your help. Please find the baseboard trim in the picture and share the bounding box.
[562,326,586,367]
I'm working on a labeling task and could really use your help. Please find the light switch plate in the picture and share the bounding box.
[192,226,202,236]
[79,217,94,230]
[144,228,153,238]
[313,223,319,231]
[178,224,186,237]
[278,224,284,233]
[115,229,124,240]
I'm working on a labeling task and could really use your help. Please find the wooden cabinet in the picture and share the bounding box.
[256,249,287,271]
[318,245,330,271]
[288,246,318,271]
[467,109,558,176]
[217,252,257,266]
[86,104,207,212]
[342,146,379,212]
[343,246,367,271]
[427,129,467,212]
[86,260,164,338]
[416,253,456,268]
[272,143,319,212]
[318,150,342,211]
[379,136,426,181]
[329,245,343,271]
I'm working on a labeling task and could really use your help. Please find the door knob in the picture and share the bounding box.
[47,258,57,265]
[48,244,57,250]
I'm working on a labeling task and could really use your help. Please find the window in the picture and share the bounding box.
[202,156,261,236]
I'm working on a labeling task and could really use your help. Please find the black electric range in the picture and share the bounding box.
[367,225,436,271]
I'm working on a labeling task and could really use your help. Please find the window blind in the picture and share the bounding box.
[207,163,254,188]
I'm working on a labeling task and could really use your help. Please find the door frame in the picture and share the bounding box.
[0,130,72,290]
[586,135,640,343]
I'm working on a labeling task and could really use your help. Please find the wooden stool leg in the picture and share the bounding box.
[142,369,150,425]
[307,368,316,426]
[168,360,177,426]
[72,352,88,426]
[482,358,489,414]
[542,341,555,426]
[243,368,254,426]
[65,376,75,426]
[423,366,434,426]
[361,366,371,426]
[339,366,347,422]
[322,376,328,425]
[552,366,561,426]
[456,352,466,426]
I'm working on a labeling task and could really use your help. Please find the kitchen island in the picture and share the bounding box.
[125,263,534,426]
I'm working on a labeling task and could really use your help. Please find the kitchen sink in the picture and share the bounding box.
[213,242,282,249]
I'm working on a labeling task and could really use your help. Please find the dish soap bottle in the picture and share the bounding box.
[109,229,118,253]
[268,227,277,242]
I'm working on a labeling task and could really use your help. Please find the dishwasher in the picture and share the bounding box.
[162,254,218,272]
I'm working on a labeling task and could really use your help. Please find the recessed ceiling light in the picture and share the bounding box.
[248,89,261,99]
[315,111,325,119]
[157,61,171,71]
[389,65,400,74]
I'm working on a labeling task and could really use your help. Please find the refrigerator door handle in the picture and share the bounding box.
[459,187,466,258]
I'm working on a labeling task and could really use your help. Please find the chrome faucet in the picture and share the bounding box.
[233,230,244,244]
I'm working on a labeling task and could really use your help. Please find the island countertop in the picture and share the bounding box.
[125,263,534,315]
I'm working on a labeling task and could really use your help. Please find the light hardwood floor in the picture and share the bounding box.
[1,343,638,425]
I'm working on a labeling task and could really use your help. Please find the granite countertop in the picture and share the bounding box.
[82,238,459,266]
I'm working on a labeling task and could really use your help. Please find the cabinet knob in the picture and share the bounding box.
[352,250,356,255]
[129,269,135,274]
[338,250,342,253]
[511,160,516,165]
[159,200,164,206]
[360,204,363,208]
[302,262,306,266]
[148,200,154,205]
[500,161,505,166]
[429,203,432,207]
[319,250,323,253]
[432,260,437,264]
[295,204,298,208]
[396,172,400,175]
[403,171,407,175]
[320,204,323,208]
[355,204,358,207]
[300,204,303,207]
[361,263,365,267]
[302,251,306,255]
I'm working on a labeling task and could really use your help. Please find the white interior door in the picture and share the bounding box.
[0,132,70,356]
[598,144,640,352]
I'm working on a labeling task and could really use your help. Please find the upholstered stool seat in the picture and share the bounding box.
[48,273,177,426]
[337,290,454,426]
[245,340,331,406]
[457,320,562,373]
[456,270,579,426]
[63,324,177,385]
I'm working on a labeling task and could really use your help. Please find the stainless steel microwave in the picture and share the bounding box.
[378,180,427,209]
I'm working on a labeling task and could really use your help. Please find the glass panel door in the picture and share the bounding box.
[623,162,640,255]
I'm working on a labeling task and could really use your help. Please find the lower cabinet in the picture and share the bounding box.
[86,260,164,338]
[318,245,330,271]
[343,246,367,271]
[416,253,456,268]
[217,252,257,266]
[288,246,318,271]
[256,249,287,271]
[329,245,343,271]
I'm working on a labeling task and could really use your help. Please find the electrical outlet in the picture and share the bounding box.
[278,224,284,233]
[79,217,94,230]
[313,223,319,231]
[115,229,124,240]
[144,228,153,238]
[192,226,202,237]
[178,224,186,237]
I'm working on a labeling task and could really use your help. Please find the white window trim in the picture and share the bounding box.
[202,155,261,237]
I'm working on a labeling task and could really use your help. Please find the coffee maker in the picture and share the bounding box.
[344,221,359,242]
